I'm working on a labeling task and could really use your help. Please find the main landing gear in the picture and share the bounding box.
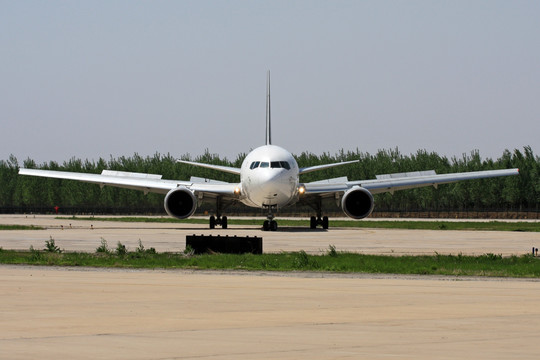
[307,197,329,229]
[310,216,329,229]
[209,197,230,229]
[209,215,228,229]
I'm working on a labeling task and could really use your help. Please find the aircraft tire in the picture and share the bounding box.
[222,216,228,229]
[310,216,317,229]
[322,216,329,229]
[209,216,216,229]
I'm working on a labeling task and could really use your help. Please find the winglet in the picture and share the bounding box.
[265,70,271,145]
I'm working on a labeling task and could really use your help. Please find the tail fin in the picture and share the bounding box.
[265,70,271,145]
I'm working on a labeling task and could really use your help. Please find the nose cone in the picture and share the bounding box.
[249,169,297,207]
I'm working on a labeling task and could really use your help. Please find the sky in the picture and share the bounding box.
[1,1,539,165]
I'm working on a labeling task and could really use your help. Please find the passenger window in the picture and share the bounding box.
[280,161,290,170]
[271,161,281,168]
[260,162,269,168]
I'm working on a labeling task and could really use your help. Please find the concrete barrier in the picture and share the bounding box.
[186,234,263,254]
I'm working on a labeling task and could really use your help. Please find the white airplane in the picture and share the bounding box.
[19,72,519,231]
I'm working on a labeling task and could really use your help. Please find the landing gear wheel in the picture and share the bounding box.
[310,216,317,229]
[222,216,228,229]
[270,220,278,231]
[309,216,329,229]
[210,215,229,229]
[263,220,270,231]
[322,216,329,230]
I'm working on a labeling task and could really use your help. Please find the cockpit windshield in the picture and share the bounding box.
[250,161,290,170]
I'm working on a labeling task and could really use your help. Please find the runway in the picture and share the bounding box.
[1,215,539,359]
[1,266,539,359]
[0,214,539,256]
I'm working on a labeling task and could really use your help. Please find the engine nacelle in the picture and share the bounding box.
[164,187,197,219]
[341,187,374,219]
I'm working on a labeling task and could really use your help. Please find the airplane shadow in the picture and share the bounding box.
[274,227,328,233]
[97,225,332,233]
[165,226,327,233]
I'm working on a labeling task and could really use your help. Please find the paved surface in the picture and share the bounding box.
[1,215,539,255]
[1,266,539,359]
[2,215,540,359]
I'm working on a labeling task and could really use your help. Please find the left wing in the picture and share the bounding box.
[18,168,239,196]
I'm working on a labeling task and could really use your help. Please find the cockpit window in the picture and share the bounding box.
[250,161,290,170]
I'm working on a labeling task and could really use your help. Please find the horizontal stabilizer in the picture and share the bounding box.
[101,170,162,180]
[189,176,230,185]
[177,159,241,175]
[376,170,436,180]
[299,160,359,175]
[307,176,349,185]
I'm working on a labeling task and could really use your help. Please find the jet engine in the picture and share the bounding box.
[341,186,374,219]
[164,187,197,219]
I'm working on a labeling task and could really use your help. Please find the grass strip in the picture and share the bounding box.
[56,216,540,232]
[1,248,539,278]
[0,224,44,230]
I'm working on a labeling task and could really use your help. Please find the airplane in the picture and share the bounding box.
[19,72,519,231]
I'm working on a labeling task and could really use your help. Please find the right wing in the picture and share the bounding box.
[351,168,520,194]
[303,168,519,196]
[299,168,519,219]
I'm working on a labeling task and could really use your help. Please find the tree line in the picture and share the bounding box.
[0,146,538,214]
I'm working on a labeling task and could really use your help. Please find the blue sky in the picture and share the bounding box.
[1,1,539,164]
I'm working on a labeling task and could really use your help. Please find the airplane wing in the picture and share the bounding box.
[300,168,519,220]
[354,168,519,194]
[303,168,519,195]
[18,168,239,196]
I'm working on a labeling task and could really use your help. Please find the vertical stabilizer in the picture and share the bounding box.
[265,70,271,145]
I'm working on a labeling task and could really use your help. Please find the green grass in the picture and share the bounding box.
[57,216,540,232]
[1,248,539,278]
[0,224,44,230]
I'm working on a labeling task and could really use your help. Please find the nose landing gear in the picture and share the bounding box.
[263,218,278,231]
[262,205,278,231]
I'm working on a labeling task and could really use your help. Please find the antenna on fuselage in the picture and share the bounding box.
[265,70,271,145]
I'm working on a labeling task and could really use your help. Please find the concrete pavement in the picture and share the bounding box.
[1,215,540,359]
[1,215,539,256]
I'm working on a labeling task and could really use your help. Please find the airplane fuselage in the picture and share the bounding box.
[239,145,299,208]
